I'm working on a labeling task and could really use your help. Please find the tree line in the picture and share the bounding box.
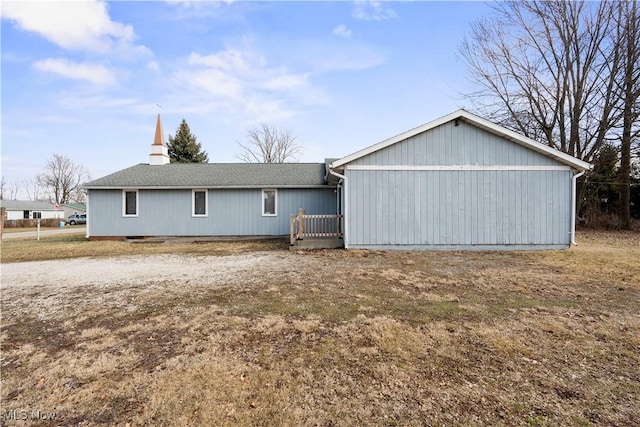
[459,0,639,229]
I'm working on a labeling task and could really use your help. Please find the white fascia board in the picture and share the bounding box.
[460,111,593,171]
[331,110,465,169]
[83,184,334,190]
[330,109,592,172]
[346,165,571,171]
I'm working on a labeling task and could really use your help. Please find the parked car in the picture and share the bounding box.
[66,214,86,225]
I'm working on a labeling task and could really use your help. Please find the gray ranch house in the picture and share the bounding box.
[85,110,591,249]
[84,115,337,241]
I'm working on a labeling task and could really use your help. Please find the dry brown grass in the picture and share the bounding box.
[1,231,639,426]
[0,233,288,263]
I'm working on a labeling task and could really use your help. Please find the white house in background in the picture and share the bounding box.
[85,110,592,250]
[0,200,65,220]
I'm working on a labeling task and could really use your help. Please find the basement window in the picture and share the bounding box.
[192,189,208,217]
[123,190,138,217]
[262,189,277,216]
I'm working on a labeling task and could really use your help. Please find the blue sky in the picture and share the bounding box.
[1,0,491,197]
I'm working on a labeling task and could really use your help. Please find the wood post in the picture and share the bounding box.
[289,214,295,245]
[0,207,5,239]
[298,208,305,240]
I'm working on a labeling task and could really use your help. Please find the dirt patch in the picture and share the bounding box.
[1,233,639,426]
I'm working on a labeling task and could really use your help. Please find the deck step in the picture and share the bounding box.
[290,237,344,250]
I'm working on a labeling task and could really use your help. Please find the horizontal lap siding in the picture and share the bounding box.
[346,169,572,247]
[88,188,336,237]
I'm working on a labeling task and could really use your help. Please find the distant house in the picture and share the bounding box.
[61,203,86,219]
[0,200,65,220]
[85,111,591,249]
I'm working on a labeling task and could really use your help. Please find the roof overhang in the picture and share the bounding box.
[330,109,593,172]
[84,185,335,190]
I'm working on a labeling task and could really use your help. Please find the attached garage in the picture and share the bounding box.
[329,110,592,250]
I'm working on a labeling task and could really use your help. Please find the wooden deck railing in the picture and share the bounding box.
[290,208,343,245]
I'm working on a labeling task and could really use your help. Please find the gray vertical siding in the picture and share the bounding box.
[344,121,574,249]
[351,121,557,167]
[346,169,572,249]
[88,187,336,237]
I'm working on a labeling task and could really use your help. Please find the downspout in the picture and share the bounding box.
[328,168,348,249]
[570,170,585,246]
[85,189,90,239]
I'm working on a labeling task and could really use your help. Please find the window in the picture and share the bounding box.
[123,190,138,217]
[192,189,208,217]
[262,189,277,216]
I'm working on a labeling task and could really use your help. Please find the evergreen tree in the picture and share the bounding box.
[167,119,209,163]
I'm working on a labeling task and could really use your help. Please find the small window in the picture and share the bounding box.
[123,190,138,217]
[192,189,208,217]
[262,189,277,216]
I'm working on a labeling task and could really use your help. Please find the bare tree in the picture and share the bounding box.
[0,177,24,200]
[22,178,47,202]
[37,154,90,205]
[459,1,621,163]
[237,124,301,163]
[615,0,640,229]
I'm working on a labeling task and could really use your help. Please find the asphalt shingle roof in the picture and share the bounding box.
[0,200,57,210]
[84,163,330,188]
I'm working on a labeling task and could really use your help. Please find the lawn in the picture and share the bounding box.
[1,225,84,234]
[1,231,638,426]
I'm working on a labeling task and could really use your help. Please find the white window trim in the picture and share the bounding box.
[192,189,208,217]
[262,189,277,217]
[122,189,139,217]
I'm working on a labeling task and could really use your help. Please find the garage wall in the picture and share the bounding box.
[346,169,572,249]
[344,120,574,249]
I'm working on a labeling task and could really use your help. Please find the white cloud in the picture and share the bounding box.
[175,66,243,99]
[1,0,150,57]
[33,58,116,85]
[261,73,309,91]
[188,50,258,74]
[165,0,235,6]
[173,48,317,121]
[147,61,160,72]
[162,0,235,21]
[1,51,31,63]
[352,1,397,22]
[294,41,387,72]
[333,24,352,38]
